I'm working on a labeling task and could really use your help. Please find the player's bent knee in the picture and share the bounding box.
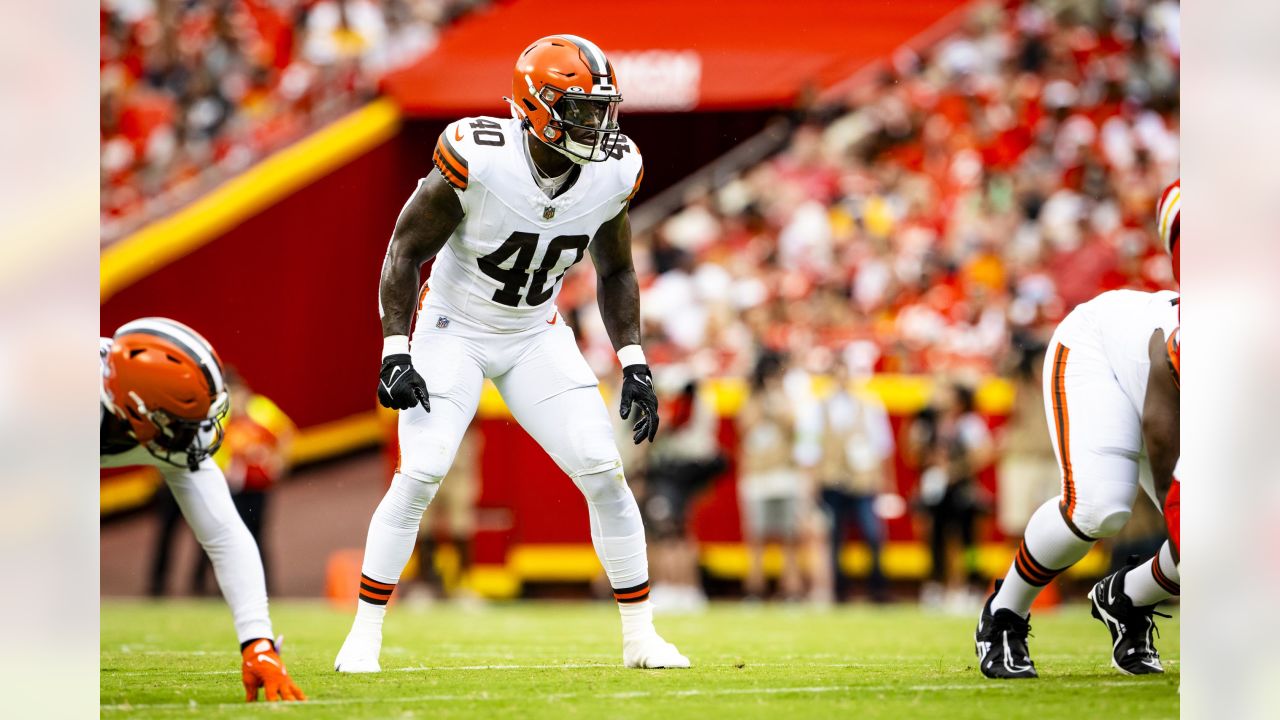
[1072,504,1131,539]
[559,424,623,479]
[397,440,458,483]
[573,466,630,505]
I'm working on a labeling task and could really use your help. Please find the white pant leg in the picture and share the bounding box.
[492,323,649,591]
[102,447,272,644]
[360,325,485,586]
[491,321,619,478]
[1044,330,1144,540]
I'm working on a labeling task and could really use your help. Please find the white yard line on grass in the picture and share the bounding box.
[104,660,898,677]
[101,679,1158,712]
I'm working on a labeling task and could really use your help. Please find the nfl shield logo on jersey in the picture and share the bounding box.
[543,206,556,220]
[436,315,450,329]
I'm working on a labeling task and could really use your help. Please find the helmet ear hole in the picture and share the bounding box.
[522,98,537,111]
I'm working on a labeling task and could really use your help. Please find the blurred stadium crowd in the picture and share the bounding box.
[565,0,1179,383]
[100,0,487,240]
[110,0,1181,608]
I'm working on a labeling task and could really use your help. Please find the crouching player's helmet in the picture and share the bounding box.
[103,317,230,470]
[510,34,623,164]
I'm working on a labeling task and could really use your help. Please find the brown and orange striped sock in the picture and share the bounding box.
[992,498,1093,617]
[613,581,651,605]
[1124,540,1180,606]
[358,574,396,607]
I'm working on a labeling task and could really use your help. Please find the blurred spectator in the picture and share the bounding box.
[558,0,1178,384]
[994,341,1058,538]
[814,359,896,603]
[906,382,993,611]
[152,367,294,595]
[101,0,486,239]
[637,367,726,614]
[737,353,806,601]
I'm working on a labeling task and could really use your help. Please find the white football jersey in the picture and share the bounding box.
[1073,289,1180,416]
[422,116,643,332]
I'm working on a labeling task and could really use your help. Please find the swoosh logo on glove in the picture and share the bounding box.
[382,366,407,394]
[257,653,281,668]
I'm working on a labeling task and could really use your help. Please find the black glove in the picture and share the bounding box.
[619,364,659,444]
[378,354,430,411]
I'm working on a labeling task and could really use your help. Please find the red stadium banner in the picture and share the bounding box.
[382,0,969,116]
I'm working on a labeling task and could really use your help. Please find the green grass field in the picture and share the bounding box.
[101,599,1178,719]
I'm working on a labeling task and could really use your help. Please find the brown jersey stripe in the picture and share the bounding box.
[437,135,470,176]
[434,149,467,190]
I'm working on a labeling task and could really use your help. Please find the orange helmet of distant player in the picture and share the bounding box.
[102,317,229,470]
[508,34,623,164]
[1156,178,1180,284]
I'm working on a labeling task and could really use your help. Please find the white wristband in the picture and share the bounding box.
[617,344,646,368]
[382,334,410,358]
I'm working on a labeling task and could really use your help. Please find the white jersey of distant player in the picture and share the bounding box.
[1067,289,1179,416]
[421,115,643,333]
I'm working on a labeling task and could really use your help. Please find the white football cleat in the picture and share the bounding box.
[623,633,690,669]
[334,628,383,673]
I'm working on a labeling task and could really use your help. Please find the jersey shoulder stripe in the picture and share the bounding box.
[616,136,643,204]
[434,131,470,190]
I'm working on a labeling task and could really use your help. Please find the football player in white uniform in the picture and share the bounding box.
[101,318,305,702]
[334,35,689,672]
[975,284,1182,678]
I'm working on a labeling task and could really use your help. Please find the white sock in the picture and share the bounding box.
[619,599,656,640]
[351,599,388,634]
[1124,541,1180,606]
[992,498,1094,617]
[353,473,439,622]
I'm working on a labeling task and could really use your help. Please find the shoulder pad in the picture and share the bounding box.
[433,120,472,191]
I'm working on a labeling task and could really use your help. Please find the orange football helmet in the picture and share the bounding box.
[103,317,229,470]
[509,34,622,164]
[1156,178,1180,284]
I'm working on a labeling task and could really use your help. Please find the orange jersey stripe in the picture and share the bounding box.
[625,165,644,204]
[433,148,467,190]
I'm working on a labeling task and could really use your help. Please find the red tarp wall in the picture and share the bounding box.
[383,0,969,116]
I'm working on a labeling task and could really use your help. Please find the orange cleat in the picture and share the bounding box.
[241,637,306,702]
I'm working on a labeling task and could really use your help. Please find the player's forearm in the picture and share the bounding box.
[596,269,642,350]
[378,252,421,338]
